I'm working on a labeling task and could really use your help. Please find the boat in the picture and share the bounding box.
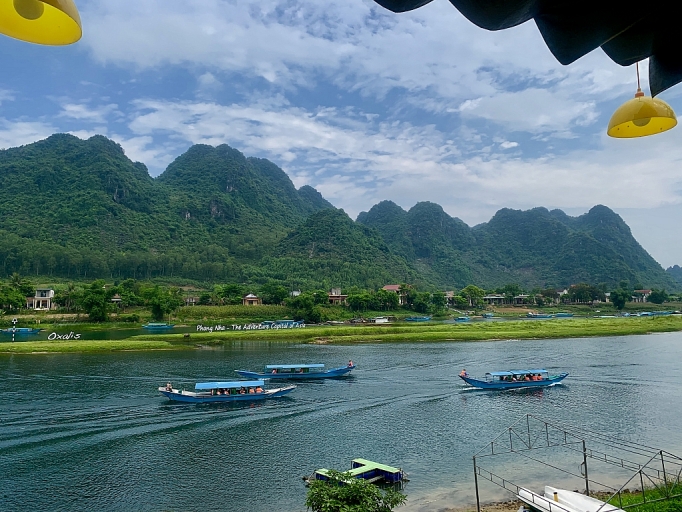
[158,379,295,403]
[455,316,470,322]
[142,322,175,330]
[235,363,355,380]
[517,486,624,512]
[554,312,574,318]
[405,316,431,322]
[460,369,568,389]
[527,312,554,319]
[482,313,494,318]
[0,327,41,335]
[309,458,407,485]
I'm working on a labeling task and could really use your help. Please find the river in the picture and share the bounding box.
[1,332,681,511]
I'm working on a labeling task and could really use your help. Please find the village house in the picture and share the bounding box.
[632,290,652,303]
[26,288,56,310]
[382,284,406,305]
[242,293,262,306]
[184,296,199,306]
[482,294,505,305]
[328,288,348,306]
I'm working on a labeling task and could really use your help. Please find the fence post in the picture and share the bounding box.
[473,456,481,512]
[583,440,590,495]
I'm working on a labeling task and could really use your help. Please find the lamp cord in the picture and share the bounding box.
[635,61,644,97]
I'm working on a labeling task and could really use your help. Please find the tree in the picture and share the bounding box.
[79,280,111,322]
[260,282,289,305]
[375,289,399,311]
[143,286,184,321]
[305,470,406,512]
[460,285,485,307]
[430,292,447,313]
[0,285,25,312]
[648,289,669,304]
[610,288,630,310]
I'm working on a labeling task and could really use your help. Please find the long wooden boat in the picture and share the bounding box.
[235,363,355,380]
[405,316,431,322]
[460,369,568,389]
[142,322,174,330]
[158,379,295,403]
[517,486,624,512]
[0,327,41,335]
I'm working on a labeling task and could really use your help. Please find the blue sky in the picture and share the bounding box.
[1,0,681,268]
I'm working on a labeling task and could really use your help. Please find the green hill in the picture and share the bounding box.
[667,266,682,287]
[358,203,677,291]
[0,134,675,291]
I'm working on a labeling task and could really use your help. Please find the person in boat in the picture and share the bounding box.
[239,387,246,394]
[248,387,255,394]
[272,368,277,374]
[459,368,468,377]
[255,386,263,393]
[348,360,354,367]
[165,382,173,391]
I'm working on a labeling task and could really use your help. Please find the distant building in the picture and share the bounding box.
[632,290,652,303]
[111,294,123,306]
[328,288,348,305]
[26,288,56,310]
[290,290,302,297]
[242,294,262,306]
[514,294,531,305]
[382,284,406,305]
[482,294,505,305]
[184,296,199,306]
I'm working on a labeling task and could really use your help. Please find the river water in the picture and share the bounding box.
[1,332,681,512]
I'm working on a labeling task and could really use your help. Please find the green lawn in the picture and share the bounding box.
[2,315,681,353]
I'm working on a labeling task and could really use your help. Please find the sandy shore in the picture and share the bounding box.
[440,499,523,512]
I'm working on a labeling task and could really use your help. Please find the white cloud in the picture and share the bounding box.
[0,89,14,105]
[59,102,120,123]
[0,119,56,150]
[499,141,518,149]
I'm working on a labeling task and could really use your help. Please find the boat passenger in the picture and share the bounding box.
[239,387,246,394]
[272,369,278,374]
[459,368,468,377]
[255,386,263,393]
[248,387,255,394]
[165,382,173,391]
[524,375,531,381]
[348,360,354,367]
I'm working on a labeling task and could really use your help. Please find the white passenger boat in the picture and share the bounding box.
[517,486,624,512]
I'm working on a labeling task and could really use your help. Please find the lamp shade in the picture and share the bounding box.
[607,91,677,138]
[0,0,81,45]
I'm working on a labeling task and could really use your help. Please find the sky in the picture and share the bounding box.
[1,0,681,268]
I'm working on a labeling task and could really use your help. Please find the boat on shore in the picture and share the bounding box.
[405,316,431,322]
[527,312,554,319]
[460,369,568,389]
[236,363,355,380]
[0,327,41,336]
[142,322,174,330]
[517,486,624,512]
[308,458,407,485]
[455,316,470,322]
[158,379,295,403]
[555,312,574,318]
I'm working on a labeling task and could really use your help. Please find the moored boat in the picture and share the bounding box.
[455,316,470,322]
[0,327,41,335]
[236,363,355,380]
[142,322,174,330]
[405,316,431,322]
[158,379,295,403]
[527,312,554,319]
[460,369,568,389]
[555,312,574,318]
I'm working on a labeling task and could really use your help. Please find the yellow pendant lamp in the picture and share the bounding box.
[608,62,677,138]
[0,0,81,45]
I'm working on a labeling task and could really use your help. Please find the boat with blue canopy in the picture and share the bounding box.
[405,316,431,322]
[460,369,568,389]
[235,363,355,380]
[158,379,295,403]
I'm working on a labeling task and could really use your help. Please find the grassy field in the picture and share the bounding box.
[2,315,681,354]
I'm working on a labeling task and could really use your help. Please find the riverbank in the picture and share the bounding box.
[1,315,681,353]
